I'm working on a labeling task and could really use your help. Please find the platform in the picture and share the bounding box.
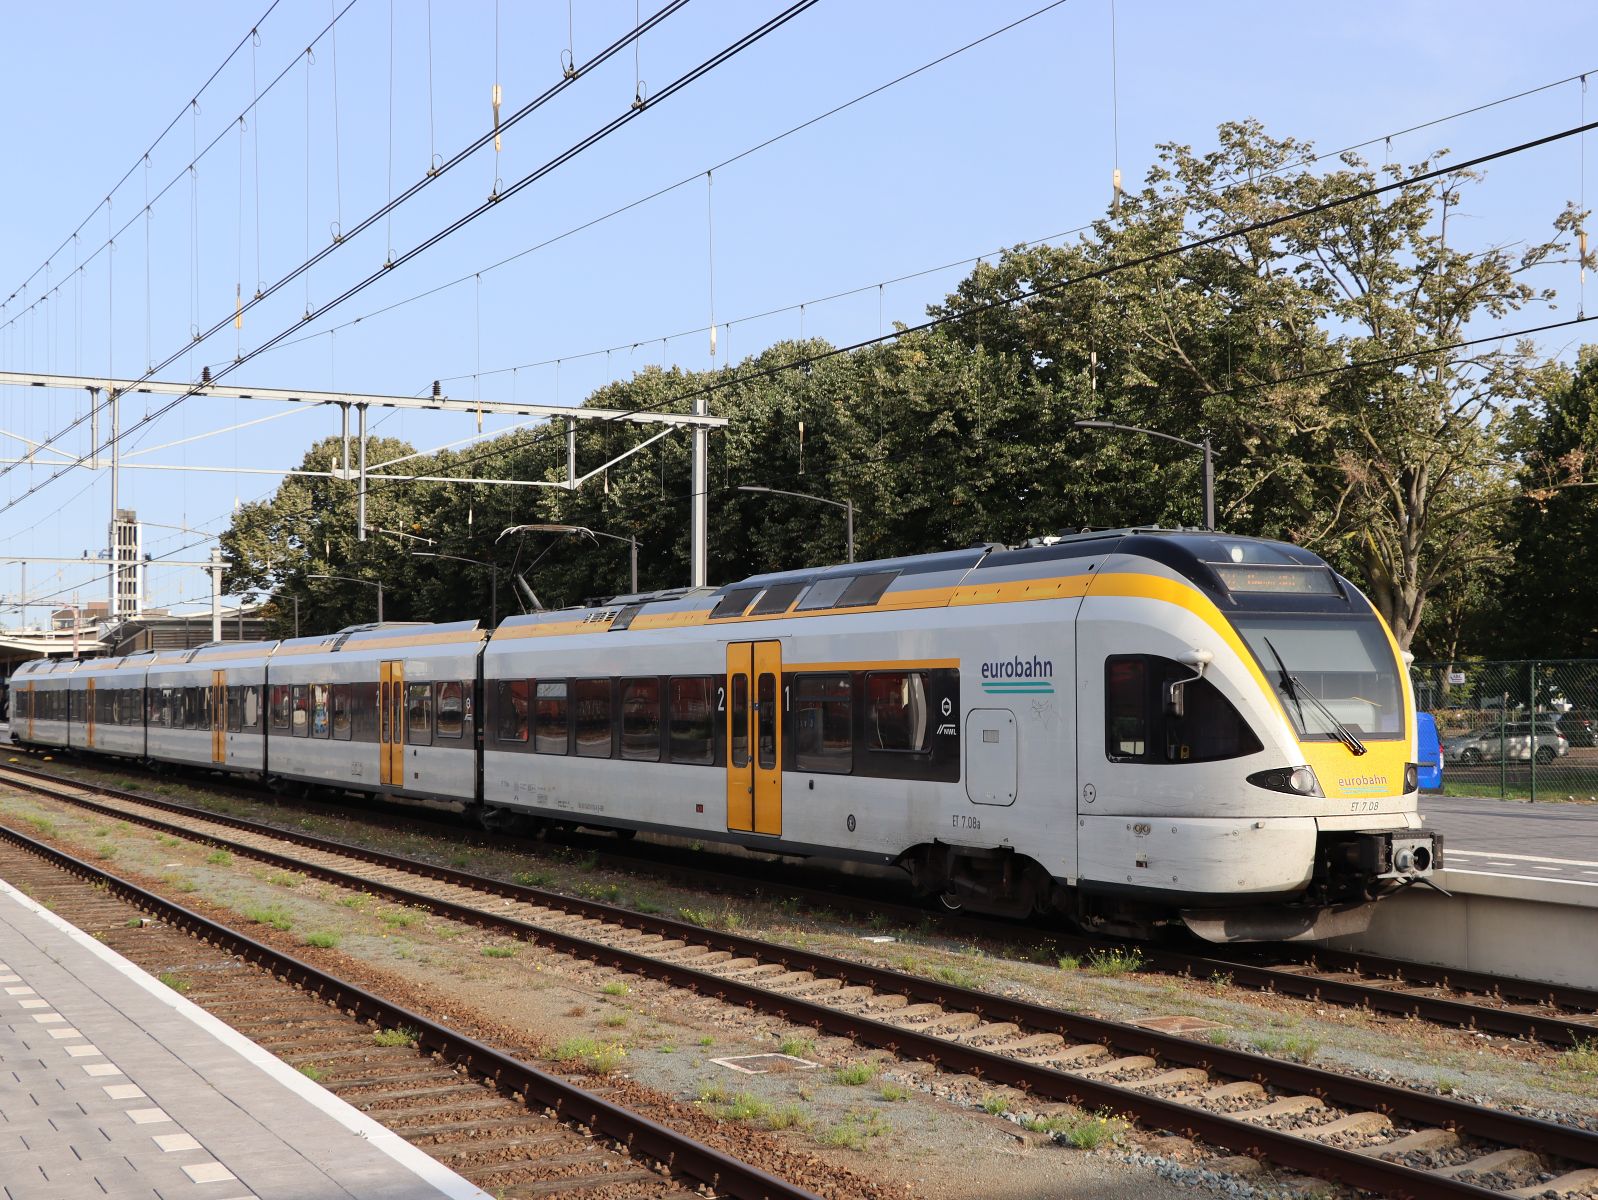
[1420,793,1598,881]
[0,872,491,1200]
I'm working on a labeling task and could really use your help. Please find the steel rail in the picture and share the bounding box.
[2,767,1591,1196]
[8,754,1598,1045]
[0,818,821,1200]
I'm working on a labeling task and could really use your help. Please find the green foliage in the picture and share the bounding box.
[245,906,294,932]
[205,849,233,866]
[832,1062,876,1086]
[302,931,339,949]
[480,945,517,959]
[553,1037,627,1073]
[1083,947,1144,976]
[157,971,190,994]
[1250,1030,1320,1062]
[372,1027,417,1047]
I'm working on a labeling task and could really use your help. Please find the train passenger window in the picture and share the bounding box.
[270,684,292,731]
[227,687,244,732]
[574,678,612,758]
[749,582,806,616]
[407,683,433,745]
[757,673,777,770]
[436,682,465,739]
[331,685,352,740]
[793,674,852,773]
[794,576,851,611]
[620,678,662,761]
[496,680,529,742]
[730,674,749,767]
[1104,656,1262,764]
[709,587,761,619]
[1106,659,1148,759]
[242,686,260,730]
[311,684,331,739]
[351,682,379,742]
[865,672,929,753]
[667,676,715,765]
[291,685,309,737]
[836,570,900,608]
[534,681,568,754]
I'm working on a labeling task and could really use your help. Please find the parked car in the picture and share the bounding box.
[1416,712,1444,790]
[1448,719,1569,765]
[1560,709,1597,748]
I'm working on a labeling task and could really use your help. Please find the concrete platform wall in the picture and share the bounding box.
[1325,869,1598,989]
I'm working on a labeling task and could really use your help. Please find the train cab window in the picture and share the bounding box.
[1106,660,1148,758]
[406,683,433,745]
[436,681,465,739]
[730,673,750,767]
[496,680,529,742]
[757,673,778,770]
[1105,655,1262,764]
[270,684,292,731]
[574,678,612,758]
[620,678,662,761]
[534,681,568,754]
[668,676,715,765]
[291,685,309,737]
[793,674,852,773]
[865,672,929,753]
[311,684,331,738]
[331,685,352,740]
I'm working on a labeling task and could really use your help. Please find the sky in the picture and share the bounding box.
[0,0,1595,624]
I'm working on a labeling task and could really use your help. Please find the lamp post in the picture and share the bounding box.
[306,573,384,623]
[498,524,639,594]
[1073,420,1216,531]
[737,485,854,562]
[411,551,499,627]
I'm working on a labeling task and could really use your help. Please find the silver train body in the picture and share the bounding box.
[8,529,1439,941]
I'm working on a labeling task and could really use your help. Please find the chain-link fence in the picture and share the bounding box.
[1412,660,1598,801]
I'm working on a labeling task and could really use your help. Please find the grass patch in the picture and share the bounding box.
[933,964,984,989]
[601,981,631,997]
[815,1110,890,1150]
[205,849,233,866]
[832,1062,876,1086]
[124,917,144,928]
[698,1035,714,1047]
[779,1036,816,1059]
[94,846,117,860]
[1250,1031,1320,1063]
[298,1064,325,1082]
[879,1080,911,1102]
[157,971,190,994]
[1563,1038,1598,1076]
[1057,954,1081,971]
[161,874,198,893]
[553,1037,627,1074]
[577,881,622,902]
[1022,1110,1127,1149]
[632,897,664,914]
[981,1092,1010,1115]
[1083,947,1145,977]
[338,893,370,910]
[603,1013,628,1028]
[372,1027,416,1048]
[157,835,182,848]
[302,931,339,949]
[1208,970,1233,992]
[380,910,416,928]
[512,869,553,888]
[244,906,293,932]
[268,871,304,888]
[26,816,58,837]
[480,945,517,959]
[764,1103,810,1131]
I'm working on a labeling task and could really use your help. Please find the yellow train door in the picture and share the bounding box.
[379,660,404,786]
[211,671,226,764]
[725,640,782,836]
[85,678,96,749]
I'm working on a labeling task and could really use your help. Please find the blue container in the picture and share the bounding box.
[1416,711,1443,790]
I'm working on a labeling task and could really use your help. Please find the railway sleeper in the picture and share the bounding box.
[1074,1054,1156,1078]
[1359,1127,1460,1157]
[1236,1095,1324,1122]
[1506,1167,1598,1198]
[1438,1148,1542,1178]
[1302,1111,1392,1140]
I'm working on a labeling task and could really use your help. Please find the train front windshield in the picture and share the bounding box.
[1231,614,1404,741]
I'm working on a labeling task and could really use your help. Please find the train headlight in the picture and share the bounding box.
[1404,763,1419,793]
[1246,765,1323,797]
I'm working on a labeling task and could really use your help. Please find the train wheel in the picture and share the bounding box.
[936,891,964,912]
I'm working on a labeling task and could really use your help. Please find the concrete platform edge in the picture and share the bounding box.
[1323,868,1598,989]
[0,872,494,1200]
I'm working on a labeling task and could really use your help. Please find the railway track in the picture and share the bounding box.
[3,763,1597,1197]
[0,818,820,1200]
[12,752,1598,1050]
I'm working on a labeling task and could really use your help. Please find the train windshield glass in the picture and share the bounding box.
[1231,615,1404,741]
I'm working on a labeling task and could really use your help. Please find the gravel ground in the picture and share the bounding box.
[6,766,1598,1198]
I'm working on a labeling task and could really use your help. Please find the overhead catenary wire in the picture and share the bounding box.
[0,0,699,487]
[0,0,284,313]
[0,0,821,522]
[360,118,1598,502]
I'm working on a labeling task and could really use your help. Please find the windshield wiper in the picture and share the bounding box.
[1262,636,1367,756]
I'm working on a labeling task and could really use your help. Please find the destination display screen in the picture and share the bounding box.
[1211,563,1340,595]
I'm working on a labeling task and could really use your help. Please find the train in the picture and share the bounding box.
[6,527,1440,943]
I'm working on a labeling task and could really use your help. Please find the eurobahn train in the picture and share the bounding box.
[6,528,1440,943]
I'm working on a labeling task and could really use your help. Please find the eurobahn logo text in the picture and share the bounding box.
[980,655,1055,694]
